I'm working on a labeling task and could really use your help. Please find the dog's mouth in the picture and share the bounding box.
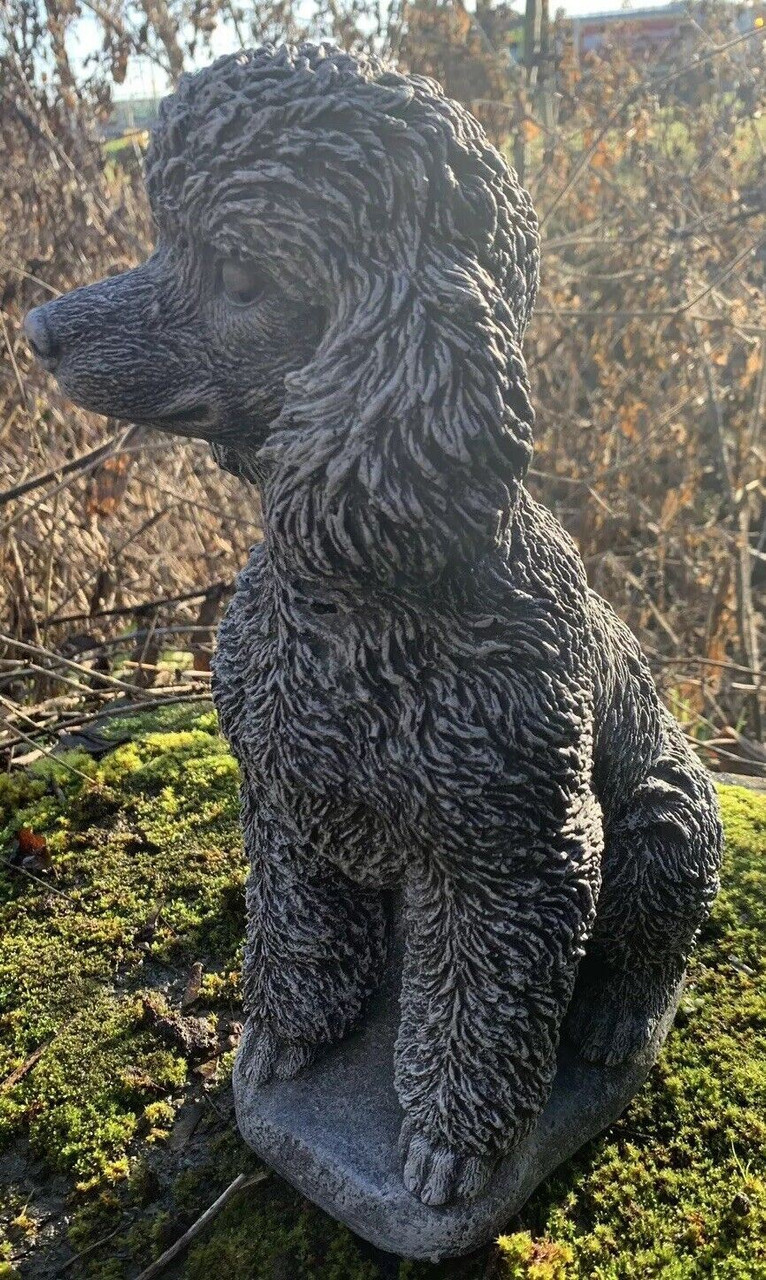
[137,402,218,436]
[162,404,212,425]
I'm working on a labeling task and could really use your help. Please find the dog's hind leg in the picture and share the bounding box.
[566,718,722,1066]
[237,792,388,1086]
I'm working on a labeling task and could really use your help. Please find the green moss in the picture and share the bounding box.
[4,992,187,1186]
[496,785,766,1280]
[95,699,218,740]
[0,705,242,1190]
[0,712,764,1279]
[182,1185,381,1280]
[497,1232,574,1279]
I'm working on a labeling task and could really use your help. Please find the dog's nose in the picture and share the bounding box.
[24,306,61,372]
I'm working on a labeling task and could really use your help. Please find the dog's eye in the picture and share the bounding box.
[219,258,269,307]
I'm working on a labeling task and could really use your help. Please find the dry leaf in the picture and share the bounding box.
[17,828,53,873]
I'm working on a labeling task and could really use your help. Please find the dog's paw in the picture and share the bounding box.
[568,1001,655,1066]
[566,967,675,1066]
[398,1118,494,1207]
[236,1020,316,1086]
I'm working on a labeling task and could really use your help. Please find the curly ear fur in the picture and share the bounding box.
[145,43,540,581]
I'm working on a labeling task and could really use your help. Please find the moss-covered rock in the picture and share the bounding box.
[0,707,763,1278]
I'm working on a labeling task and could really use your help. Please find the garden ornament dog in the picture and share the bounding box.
[26,42,723,1231]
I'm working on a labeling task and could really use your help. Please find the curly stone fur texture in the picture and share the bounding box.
[25,43,723,1209]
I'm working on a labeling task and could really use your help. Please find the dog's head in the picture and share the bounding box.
[26,43,539,578]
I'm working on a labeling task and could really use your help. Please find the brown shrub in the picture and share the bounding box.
[1,6,764,768]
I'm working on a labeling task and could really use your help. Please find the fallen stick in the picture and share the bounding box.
[134,1171,269,1280]
[1,1039,50,1090]
[59,1223,125,1271]
[0,689,213,756]
[1,1017,73,1091]
[0,856,80,905]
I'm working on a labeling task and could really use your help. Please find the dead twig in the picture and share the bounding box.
[0,635,159,698]
[0,856,80,904]
[654,656,763,677]
[0,690,213,757]
[0,695,100,785]
[134,1172,269,1280]
[1,1039,50,1090]
[59,1224,127,1272]
[0,309,28,413]
[0,424,140,508]
[49,581,234,627]
[604,554,680,650]
[5,530,42,645]
[0,255,60,296]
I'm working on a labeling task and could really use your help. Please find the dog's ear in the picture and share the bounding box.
[246,68,539,582]
[144,49,538,582]
[262,163,539,582]
[263,276,534,581]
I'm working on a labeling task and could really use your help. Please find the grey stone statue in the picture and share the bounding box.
[25,42,723,1257]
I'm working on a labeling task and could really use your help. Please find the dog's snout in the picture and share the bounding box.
[24,306,61,372]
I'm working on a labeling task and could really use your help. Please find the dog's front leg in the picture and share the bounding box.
[237,790,388,1085]
[395,800,601,1206]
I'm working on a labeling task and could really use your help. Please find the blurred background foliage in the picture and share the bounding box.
[1,0,765,774]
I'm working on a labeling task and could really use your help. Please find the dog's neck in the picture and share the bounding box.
[210,442,269,487]
[258,401,531,588]
[212,432,529,591]
[258,472,531,599]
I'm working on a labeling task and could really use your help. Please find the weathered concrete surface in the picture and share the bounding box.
[233,946,683,1261]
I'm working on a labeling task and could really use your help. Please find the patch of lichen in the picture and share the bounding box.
[0,711,764,1279]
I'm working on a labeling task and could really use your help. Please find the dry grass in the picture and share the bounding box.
[1,18,764,774]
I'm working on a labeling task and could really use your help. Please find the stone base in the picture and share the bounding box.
[233,957,683,1262]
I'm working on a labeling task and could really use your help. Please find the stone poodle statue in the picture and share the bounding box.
[25,42,723,1209]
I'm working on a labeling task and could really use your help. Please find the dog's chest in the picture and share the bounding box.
[211,548,584,875]
[213,553,431,835]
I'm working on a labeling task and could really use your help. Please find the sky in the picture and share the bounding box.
[67,0,682,101]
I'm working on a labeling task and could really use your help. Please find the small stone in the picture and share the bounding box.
[181,961,204,1008]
